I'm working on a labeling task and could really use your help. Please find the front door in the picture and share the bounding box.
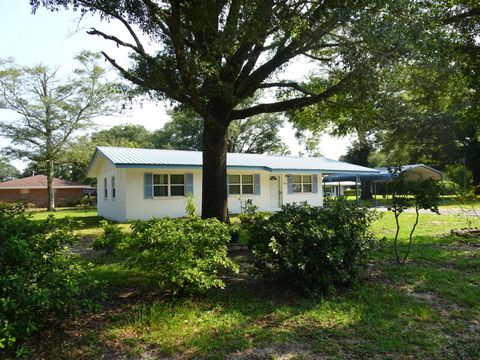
[269,176,280,209]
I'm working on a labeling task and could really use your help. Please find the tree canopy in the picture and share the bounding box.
[284,1,480,191]
[0,156,19,182]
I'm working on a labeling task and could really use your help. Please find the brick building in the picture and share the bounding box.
[0,175,93,208]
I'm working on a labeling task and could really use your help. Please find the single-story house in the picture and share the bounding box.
[0,175,93,208]
[87,146,379,222]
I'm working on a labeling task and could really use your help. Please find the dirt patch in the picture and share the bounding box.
[227,342,317,360]
[69,236,104,260]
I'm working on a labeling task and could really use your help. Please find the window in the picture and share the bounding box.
[20,188,29,200]
[229,174,254,195]
[111,176,116,199]
[153,174,185,197]
[104,178,108,199]
[292,175,313,193]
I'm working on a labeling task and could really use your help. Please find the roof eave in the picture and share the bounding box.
[114,163,379,174]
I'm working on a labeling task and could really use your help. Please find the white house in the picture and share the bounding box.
[86,147,379,221]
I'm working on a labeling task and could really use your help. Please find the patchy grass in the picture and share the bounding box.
[22,209,480,359]
[344,194,480,212]
[29,208,130,237]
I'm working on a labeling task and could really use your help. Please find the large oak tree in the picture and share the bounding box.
[31,0,422,220]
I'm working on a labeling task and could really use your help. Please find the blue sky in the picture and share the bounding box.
[0,1,350,170]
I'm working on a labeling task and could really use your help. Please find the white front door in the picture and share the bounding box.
[269,176,280,209]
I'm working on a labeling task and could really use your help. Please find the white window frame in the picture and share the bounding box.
[111,176,116,200]
[228,174,255,195]
[292,175,313,193]
[153,174,186,197]
[104,178,108,199]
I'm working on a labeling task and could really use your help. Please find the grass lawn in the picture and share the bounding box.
[344,195,480,212]
[26,209,480,359]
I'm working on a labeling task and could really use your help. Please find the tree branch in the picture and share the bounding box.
[79,0,147,56]
[302,52,332,62]
[99,52,145,87]
[230,73,354,120]
[444,7,480,24]
[87,28,143,54]
[257,82,316,96]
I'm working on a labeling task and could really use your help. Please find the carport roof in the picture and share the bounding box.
[323,164,444,183]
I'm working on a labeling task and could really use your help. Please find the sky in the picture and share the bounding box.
[0,0,351,170]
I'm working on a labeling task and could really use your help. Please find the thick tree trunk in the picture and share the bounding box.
[464,140,480,194]
[361,180,373,200]
[46,160,55,211]
[201,118,230,221]
[471,164,480,194]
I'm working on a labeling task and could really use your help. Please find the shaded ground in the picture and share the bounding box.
[9,212,480,359]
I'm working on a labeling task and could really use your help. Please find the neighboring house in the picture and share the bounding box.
[87,146,379,221]
[0,175,92,208]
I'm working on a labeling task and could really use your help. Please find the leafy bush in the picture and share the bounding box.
[185,193,197,218]
[80,195,97,207]
[119,217,239,294]
[0,203,95,355]
[91,220,125,254]
[248,200,378,295]
[237,198,259,225]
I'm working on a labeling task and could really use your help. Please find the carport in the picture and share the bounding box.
[323,164,444,206]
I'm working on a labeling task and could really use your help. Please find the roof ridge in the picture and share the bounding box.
[97,145,350,162]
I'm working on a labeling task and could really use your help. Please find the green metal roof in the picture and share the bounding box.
[87,146,380,176]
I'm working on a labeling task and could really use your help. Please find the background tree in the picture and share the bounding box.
[152,107,289,155]
[92,124,153,148]
[339,140,375,199]
[0,156,19,181]
[388,167,441,264]
[31,0,423,220]
[0,52,122,210]
[25,124,153,184]
[285,1,480,193]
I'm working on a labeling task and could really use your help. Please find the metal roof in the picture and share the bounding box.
[323,164,444,183]
[87,146,380,176]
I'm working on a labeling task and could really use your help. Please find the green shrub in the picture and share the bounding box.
[237,199,259,225]
[248,199,378,295]
[0,203,95,355]
[119,217,239,294]
[91,220,125,254]
[185,193,197,218]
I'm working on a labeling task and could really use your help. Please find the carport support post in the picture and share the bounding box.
[386,183,389,207]
[355,176,360,205]
[374,181,377,207]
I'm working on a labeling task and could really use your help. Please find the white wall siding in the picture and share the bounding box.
[125,168,203,220]
[96,162,324,221]
[96,159,128,222]
[281,174,324,208]
[227,171,271,214]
